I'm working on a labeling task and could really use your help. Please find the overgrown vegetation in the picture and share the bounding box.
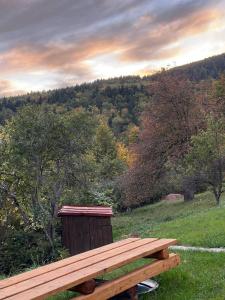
[0,106,124,273]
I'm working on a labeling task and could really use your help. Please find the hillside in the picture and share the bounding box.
[113,192,225,247]
[112,192,225,299]
[150,52,225,82]
[0,53,225,135]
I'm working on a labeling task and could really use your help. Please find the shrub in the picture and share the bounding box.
[0,229,64,275]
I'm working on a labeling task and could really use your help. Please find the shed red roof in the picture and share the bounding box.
[58,206,113,217]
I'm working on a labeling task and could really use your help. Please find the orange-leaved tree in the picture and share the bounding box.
[120,75,203,207]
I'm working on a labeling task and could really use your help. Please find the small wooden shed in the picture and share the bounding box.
[58,206,113,255]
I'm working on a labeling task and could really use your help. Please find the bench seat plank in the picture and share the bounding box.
[75,253,180,300]
[2,239,177,300]
[0,238,157,299]
[0,238,140,290]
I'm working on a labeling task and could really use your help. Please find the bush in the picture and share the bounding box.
[0,229,64,275]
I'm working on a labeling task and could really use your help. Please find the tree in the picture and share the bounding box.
[0,105,97,255]
[210,74,225,117]
[185,117,225,205]
[120,75,202,207]
[215,73,225,100]
[93,120,123,180]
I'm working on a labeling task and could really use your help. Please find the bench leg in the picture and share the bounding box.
[127,286,138,300]
[146,248,169,259]
[69,279,96,295]
[73,254,180,300]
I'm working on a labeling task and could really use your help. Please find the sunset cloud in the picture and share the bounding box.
[0,39,122,74]
[0,0,225,95]
[0,80,13,97]
[121,8,221,62]
[0,79,24,97]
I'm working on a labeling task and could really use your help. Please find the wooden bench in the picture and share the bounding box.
[0,238,180,300]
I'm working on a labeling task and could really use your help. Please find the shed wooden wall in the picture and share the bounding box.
[62,216,113,255]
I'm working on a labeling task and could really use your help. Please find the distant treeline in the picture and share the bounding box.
[150,52,225,81]
[0,80,149,135]
[0,52,225,134]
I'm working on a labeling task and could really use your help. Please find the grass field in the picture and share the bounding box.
[113,192,225,247]
[111,192,225,300]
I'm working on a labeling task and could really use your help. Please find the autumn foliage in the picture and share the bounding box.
[120,75,203,207]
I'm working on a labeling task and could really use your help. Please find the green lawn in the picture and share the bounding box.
[142,251,225,300]
[112,192,225,245]
[111,191,225,299]
[49,251,225,300]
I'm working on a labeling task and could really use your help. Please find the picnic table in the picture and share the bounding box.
[0,238,180,300]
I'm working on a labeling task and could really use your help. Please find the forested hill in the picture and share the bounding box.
[0,79,150,135]
[0,52,225,134]
[150,52,225,81]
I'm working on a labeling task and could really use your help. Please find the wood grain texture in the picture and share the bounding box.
[0,239,157,299]
[0,238,139,290]
[58,206,113,217]
[2,239,177,300]
[62,216,113,255]
[75,253,180,300]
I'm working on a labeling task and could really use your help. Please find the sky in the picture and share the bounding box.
[0,0,225,97]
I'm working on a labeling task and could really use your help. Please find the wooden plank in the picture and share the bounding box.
[1,238,157,299]
[75,253,180,300]
[70,216,91,254]
[58,206,113,217]
[4,239,177,300]
[0,238,140,290]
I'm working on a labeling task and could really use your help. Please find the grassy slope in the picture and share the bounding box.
[111,192,225,300]
[113,192,225,247]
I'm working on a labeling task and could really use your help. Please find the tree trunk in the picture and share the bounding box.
[213,186,222,206]
[43,225,56,257]
[6,191,31,226]
[184,188,195,201]
[216,195,221,206]
[183,176,195,201]
[213,189,221,206]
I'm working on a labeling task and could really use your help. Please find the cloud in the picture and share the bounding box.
[0,79,24,97]
[0,79,12,96]
[121,8,221,62]
[0,37,124,84]
[0,0,149,50]
[0,2,221,70]
[0,0,224,95]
